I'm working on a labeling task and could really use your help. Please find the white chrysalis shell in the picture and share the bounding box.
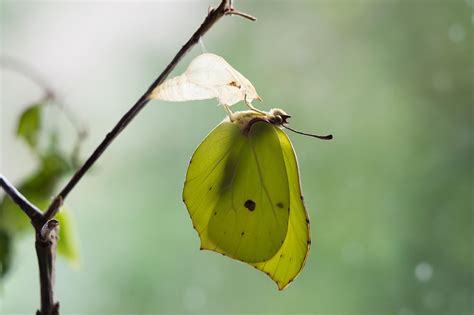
[151,53,260,105]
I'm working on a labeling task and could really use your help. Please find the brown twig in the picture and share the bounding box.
[226,0,257,21]
[0,174,43,228]
[226,8,257,21]
[35,220,60,315]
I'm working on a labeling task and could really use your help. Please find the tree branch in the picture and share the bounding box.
[44,0,255,220]
[35,220,60,315]
[0,174,43,227]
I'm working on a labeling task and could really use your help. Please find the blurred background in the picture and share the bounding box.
[0,0,472,314]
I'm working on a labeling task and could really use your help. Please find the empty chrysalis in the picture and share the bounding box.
[151,53,261,114]
[183,108,332,290]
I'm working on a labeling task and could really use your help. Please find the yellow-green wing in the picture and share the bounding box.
[252,128,311,290]
[183,121,290,263]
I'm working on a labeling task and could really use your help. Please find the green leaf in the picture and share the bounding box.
[56,208,80,268]
[16,103,42,149]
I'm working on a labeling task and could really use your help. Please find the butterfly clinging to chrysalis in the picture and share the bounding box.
[152,53,332,289]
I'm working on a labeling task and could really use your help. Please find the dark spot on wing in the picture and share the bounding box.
[241,231,245,236]
[209,186,213,191]
[276,202,284,208]
[244,199,256,211]
[306,218,310,224]
[213,211,217,216]
[300,195,304,201]
[228,80,241,89]
[307,240,311,245]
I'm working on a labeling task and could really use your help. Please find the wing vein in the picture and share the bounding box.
[249,136,279,225]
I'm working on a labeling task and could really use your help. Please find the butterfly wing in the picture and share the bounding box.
[183,121,290,264]
[252,127,311,290]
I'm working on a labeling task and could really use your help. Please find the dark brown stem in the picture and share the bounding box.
[44,0,255,220]
[0,174,43,228]
[35,220,60,315]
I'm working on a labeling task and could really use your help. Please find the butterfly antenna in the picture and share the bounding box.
[283,125,333,140]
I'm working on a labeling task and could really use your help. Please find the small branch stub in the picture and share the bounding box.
[39,219,59,242]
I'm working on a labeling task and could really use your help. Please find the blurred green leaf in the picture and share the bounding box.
[16,103,42,150]
[0,229,13,278]
[56,208,80,268]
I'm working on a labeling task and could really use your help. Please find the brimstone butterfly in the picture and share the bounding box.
[183,108,332,290]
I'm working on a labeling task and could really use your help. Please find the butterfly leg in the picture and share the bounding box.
[223,104,235,122]
[244,94,266,115]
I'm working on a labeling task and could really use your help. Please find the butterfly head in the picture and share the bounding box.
[267,108,333,140]
[268,108,291,126]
